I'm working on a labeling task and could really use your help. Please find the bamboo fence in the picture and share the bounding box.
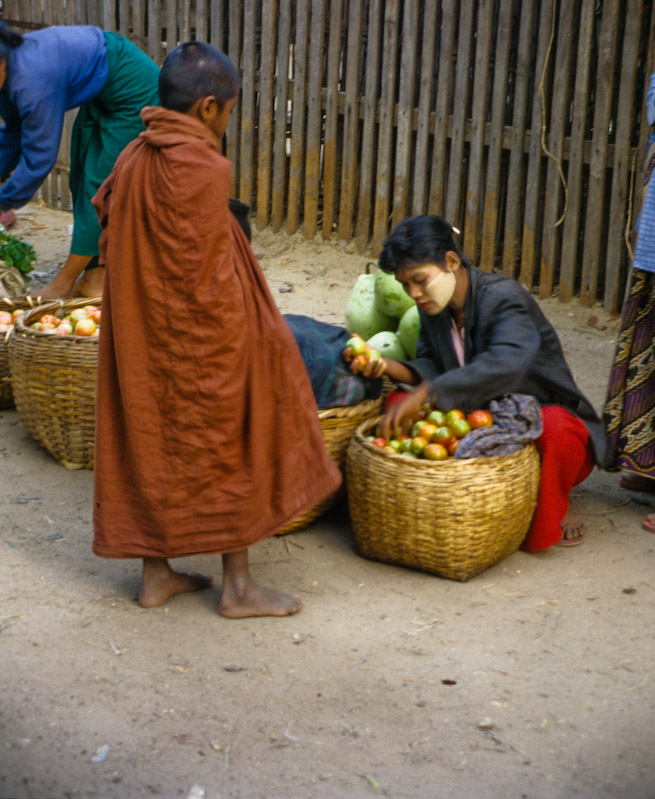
[2,0,654,310]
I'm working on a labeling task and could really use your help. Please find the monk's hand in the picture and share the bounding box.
[380,381,431,439]
[0,209,16,228]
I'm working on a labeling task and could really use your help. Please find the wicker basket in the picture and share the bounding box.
[8,297,101,469]
[0,294,50,409]
[276,395,384,534]
[346,416,541,581]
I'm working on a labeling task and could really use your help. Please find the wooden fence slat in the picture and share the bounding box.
[286,0,309,235]
[321,0,343,240]
[336,0,363,242]
[480,0,513,271]
[502,0,534,278]
[271,0,291,232]
[520,0,555,290]
[239,1,256,205]
[411,1,438,216]
[558,0,595,301]
[147,0,160,61]
[372,0,400,253]
[391,0,419,228]
[355,0,381,250]
[539,0,575,299]
[165,0,176,53]
[256,0,276,229]
[209,0,223,48]
[445,0,474,228]
[119,0,129,36]
[303,0,326,239]
[226,0,242,195]
[604,0,642,312]
[132,0,146,47]
[463,0,494,260]
[428,0,455,217]
[580,0,621,304]
[194,0,207,42]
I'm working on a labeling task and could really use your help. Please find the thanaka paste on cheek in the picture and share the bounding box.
[424,270,456,310]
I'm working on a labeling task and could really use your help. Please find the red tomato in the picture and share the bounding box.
[40,314,61,326]
[419,423,437,442]
[423,443,448,461]
[410,436,429,455]
[432,425,454,446]
[426,409,446,426]
[451,419,471,439]
[371,437,388,448]
[467,409,494,429]
[411,420,427,437]
[448,439,460,456]
[445,409,466,427]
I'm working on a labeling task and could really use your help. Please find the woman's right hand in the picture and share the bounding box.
[0,209,16,228]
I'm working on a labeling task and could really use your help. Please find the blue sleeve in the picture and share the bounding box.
[0,83,66,210]
[648,72,655,128]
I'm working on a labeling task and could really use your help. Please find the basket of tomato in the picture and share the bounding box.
[0,295,53,408]
[7,297,101,469]
[277,395,384,534]
[345,407,540,581]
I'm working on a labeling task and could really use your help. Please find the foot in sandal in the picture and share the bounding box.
[556,513,586,547]
[642,513,655,533]
[618,472,655,493]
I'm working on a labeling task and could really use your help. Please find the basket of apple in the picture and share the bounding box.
[7,297,102,470]
[345,403,540,581]
[0,295,55,408]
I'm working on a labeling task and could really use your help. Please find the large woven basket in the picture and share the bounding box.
[0,294,50,409]
[276,395,384,534]
[346,416,540,581]
[8,297,101,469]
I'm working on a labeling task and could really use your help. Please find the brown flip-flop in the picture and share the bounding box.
[619,473,655,493]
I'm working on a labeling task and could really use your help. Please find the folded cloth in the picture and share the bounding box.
[454,393,543,458]
[284,314,382,409]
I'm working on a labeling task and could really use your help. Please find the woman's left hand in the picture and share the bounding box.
[379,381,431,439]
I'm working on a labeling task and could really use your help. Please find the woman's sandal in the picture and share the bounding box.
[642,513,655,533]
[556,514,585,547]
[618,472,655,493]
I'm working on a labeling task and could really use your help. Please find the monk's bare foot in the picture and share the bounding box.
[139,557,213,608]
[219,581,302,618]
[556,513,586,547]
[70,266,104,298]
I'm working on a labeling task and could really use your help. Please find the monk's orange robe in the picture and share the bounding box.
[92,106,341,559]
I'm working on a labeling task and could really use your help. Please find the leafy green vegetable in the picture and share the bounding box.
[0,224,35,280]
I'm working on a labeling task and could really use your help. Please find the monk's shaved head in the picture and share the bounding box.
[159,42,239,113]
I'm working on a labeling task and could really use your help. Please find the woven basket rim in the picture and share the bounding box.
[13,296,101,342]
[352,414,534,469]
[317,395,383,421]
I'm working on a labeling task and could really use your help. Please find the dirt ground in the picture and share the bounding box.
[1,203,654,799]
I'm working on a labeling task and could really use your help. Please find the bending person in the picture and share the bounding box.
[0,23,159,298]
[354,215,610,550]
[91,42,341,615]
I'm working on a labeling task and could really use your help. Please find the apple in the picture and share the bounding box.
[0,311,12,326]
[371,437,388,448]
[40,315,61,326]
[426,409,446,427]
[410,436,429,455]
[345,334,367,356]
[69,308,88,323]
[411,420,427,437]
[74,318,96,336]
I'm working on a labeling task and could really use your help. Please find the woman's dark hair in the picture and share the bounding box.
[0,22,24,60]
[159,41,239,112]
[378,214,467,275]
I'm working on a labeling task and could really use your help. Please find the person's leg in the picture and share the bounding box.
[138,557,213,608]
[219,549,302,618]
[521,406,595,551]
[32,253,103,300]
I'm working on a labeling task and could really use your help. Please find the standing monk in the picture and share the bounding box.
[91,42,342,616]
